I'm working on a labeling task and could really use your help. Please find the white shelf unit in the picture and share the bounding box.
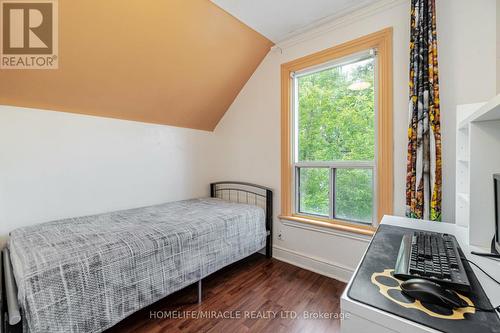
[456,97,500,249]
[458,94,500,129]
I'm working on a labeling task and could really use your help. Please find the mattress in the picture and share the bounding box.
[8,198,266,333]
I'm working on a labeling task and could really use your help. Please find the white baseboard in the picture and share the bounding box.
[273,245,354,283]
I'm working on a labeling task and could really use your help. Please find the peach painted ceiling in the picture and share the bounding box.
[0,0,273,131]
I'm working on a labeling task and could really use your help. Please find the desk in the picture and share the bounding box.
[340,215,500,333]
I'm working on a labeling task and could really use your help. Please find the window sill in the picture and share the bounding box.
[278,214,376,237]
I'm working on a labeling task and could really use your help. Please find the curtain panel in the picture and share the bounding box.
[406,0,442,221]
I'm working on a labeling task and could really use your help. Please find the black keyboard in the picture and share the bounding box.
[394,231,471,293]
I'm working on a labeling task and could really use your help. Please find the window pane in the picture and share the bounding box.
[335,168,373,223]
[297,57,375,162]
[299,168,329,216]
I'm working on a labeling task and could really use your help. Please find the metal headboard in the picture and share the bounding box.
[210,181,273,258]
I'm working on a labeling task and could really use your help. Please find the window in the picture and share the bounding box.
[281,29,393,235]
[295,54,375,224]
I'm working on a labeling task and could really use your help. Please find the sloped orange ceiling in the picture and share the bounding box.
[0,0,273,130]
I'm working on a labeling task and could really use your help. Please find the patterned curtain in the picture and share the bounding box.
[406,0,442,221]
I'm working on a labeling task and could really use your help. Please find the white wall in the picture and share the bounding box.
[469,120,500,247]
[0,106,216,245]
[497,0,500,93]
[211,0,497,281]
[438,0,497,224]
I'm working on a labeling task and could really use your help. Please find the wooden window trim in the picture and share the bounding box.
[280,28,393,235]
[279,214,376,236]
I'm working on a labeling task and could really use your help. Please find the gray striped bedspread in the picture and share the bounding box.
[8,198,266,333]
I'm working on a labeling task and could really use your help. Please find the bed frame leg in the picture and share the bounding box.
[197,280,202,304]
[266,234,272,258]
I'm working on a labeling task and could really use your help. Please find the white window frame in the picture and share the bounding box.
[290,49,379,226]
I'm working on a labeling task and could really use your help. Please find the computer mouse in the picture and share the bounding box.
[400,279,468,309]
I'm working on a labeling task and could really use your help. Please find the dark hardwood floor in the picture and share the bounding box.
[107,254,346,333]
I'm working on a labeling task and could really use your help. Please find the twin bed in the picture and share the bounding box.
[0,182,273,333]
